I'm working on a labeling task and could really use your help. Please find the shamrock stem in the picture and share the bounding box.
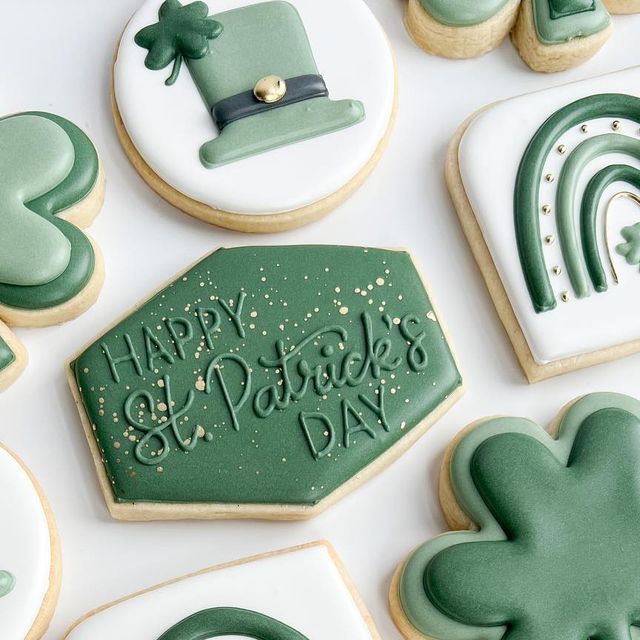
[165,54,183,86]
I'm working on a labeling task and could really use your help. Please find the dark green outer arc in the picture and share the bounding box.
[156,607,309,640]
[514,93,640,314]
[581,164,640,293]
[0,111,99,310]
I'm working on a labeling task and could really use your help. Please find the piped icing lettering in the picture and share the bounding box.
[0,112,99,311]
[398,392,640,640]
[72,246,461,507]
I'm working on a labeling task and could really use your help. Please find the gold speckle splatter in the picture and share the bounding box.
[339,306,349,315]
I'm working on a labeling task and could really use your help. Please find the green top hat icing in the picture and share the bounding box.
[136,0,365,169]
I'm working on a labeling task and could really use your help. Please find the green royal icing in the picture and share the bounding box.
[0,112,99,310]
[72,246,461,506]
[581,165,640,292]
[0,570,15,598]
[0,336,16,373]
[617,223,640,268]
[400,392,640,640]
[136,1,364,169]
[418,0,509,27]
[157,608,308,640]
[515,93,640,313]
[557,134,640,299]
[533,0,610,45]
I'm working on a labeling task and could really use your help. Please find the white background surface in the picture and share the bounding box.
[2,2,640,638]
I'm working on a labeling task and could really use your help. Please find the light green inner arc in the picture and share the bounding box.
[186,1,364,168]
[533,0,610,44]
[556,133,640,299]
[418,0,509,26]
[0,115,74,286]
[399,392,640,640]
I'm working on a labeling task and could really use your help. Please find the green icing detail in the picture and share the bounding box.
[617,223,640,267]
[418,0,508,27]
[0,571,15,598]
[136,1,364,169]
[72,246,461,506]
[557,134,640,299]
[0,112,99,310]
[400,392,640,640]
[581,165,640,292]
[134,0,223,86]
[534,0,610,44]
[157,608,308,640]
[515,93,640,314]
[0,336,16,373]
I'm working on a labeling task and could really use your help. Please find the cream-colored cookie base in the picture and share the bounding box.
[63,542,380,640]
[605,0,640,13]
[388,400,576,640]
[0,321,27,392]
[446,112,640,383]
[112,71,398,233]
[405,0,520,59]
[66,246,464,521]
[0,443,62,640]
[512,0,613,72]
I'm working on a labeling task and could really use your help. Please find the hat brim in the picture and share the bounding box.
[200,97,365,169]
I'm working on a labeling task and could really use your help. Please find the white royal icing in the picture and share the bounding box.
[0,446,52,639]
[458,66,640,365]
[64,544,375,639]
[114,0,395,215]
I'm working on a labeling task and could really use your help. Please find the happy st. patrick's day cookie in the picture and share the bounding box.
[67,245,462,520]
[447,66,640,382]
[405,0,640,72]
[0,111,105,392]
[64,542,379,640]
[113,0,396,232]
[390,391,640,640]
[0,442,61,640]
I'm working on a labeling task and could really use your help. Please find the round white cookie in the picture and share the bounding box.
[0,444,60,640]
[114,0,396,232]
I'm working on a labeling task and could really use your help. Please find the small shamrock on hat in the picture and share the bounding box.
[616,222,640,268]
[135,0,223,86]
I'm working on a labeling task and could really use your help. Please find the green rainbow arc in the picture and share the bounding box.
[581,164,640,293]
[514,93,640,313]
[156,607,309,640]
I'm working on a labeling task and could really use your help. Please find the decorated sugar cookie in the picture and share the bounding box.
[447,66,640,382]
[0,442,61,639]
[405,0,639,72]
[64,542,379,639]
[391,392,640,640]
[0,111,105,392]
[68,245,462,520]
[113,0,396,232]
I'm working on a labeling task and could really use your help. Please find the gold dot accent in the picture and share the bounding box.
[545,174,555,183]
[561,291,569,302]
[253,75,287,104]
[581,124,589,133]
[553,266,562,276]
[542,205,552,215]
[612,120,621,131]
[545,235,555,245]
[557,144,566,154]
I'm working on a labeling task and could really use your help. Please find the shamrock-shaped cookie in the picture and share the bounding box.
[617,222,640,269]
[405,0,639,72]
[391,392,640,640]
[0,112,104,391]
